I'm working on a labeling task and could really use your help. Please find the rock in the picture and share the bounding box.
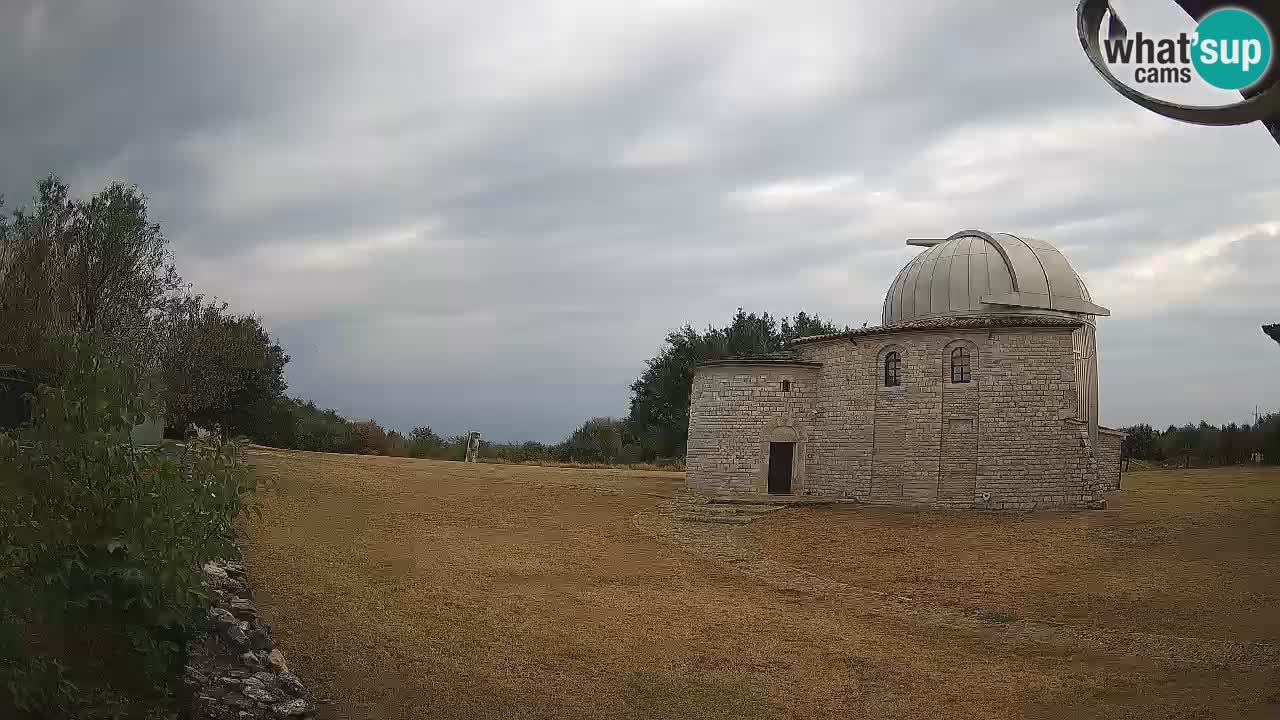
[241,684,279,703]
[182,665,208,689]
[268,648,289,673]
[208,607,238,628]
[187,559,317,719]
[223,693,255,710]
[270,698,314,717]
[248,625,272,652]
[203,561,239,591]
[223,624,251,653]
[276,672,307,698]
[230,597,257,618]
[193,694,225,719]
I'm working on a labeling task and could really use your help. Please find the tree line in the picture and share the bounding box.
[1120,417,1280,467]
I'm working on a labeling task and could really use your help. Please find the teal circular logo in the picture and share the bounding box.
[1192,8,1273,90]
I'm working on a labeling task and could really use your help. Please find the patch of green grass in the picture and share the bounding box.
[978,610,1021,624]
[623,670,768,720]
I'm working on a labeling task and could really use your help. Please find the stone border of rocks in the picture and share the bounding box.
[181,560,319,719]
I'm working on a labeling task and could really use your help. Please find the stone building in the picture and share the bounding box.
[686,230,1125,510]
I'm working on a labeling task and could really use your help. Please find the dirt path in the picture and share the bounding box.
[242,450,1280,719]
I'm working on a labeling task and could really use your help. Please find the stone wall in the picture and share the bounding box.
[797,340,876,498]
[185,560,320,719]
[1098,427,1126,492]
[687,325,1104,509]
[969,330,1099,509]
[686,363,818,494]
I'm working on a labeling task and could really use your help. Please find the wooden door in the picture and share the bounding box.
[768,442,794,495]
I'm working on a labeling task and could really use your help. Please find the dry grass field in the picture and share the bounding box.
[241,449,1280,720]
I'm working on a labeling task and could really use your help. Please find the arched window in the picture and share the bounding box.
[950,347,971,383]
[884,351,902,387]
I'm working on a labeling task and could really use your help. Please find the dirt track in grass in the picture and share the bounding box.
[241,449,1280,719]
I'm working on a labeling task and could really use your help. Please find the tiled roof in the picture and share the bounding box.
[788,314,1083,346]
[697,352,821,368]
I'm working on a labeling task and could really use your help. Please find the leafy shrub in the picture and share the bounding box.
[0,337,255,718]
[351,420,389,455]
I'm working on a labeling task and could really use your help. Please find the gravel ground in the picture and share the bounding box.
[241,450,1280,719]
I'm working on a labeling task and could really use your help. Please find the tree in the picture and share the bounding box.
[262,397,300,449]
[626,309,843,459]
[350,420,389,455]
[1258,413,1280,464]
[0,177,181,380]
[286,399,355,453]
[1218,422,1246,465]
[1120,423,1159,460]
[781,311,841,343]
[159,295,288,437]
[411,426,441,446]
[405,426,444,458]
[561,417,628,463]
[1193,420,1219,466]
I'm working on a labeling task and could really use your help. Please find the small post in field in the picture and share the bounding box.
[465,431,482,463]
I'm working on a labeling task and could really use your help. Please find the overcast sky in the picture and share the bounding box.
[2,0,1277,442]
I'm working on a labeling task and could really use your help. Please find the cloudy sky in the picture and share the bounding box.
[2,0,1277,442]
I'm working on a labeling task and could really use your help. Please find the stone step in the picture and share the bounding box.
[673,501,778,515]
[705,494,837,506]
[700,503,778,515]
[673,512,756,525]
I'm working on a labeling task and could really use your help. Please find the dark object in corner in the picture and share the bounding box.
[0,365,35,431]
[1078,0,1280,145]
[1264,324,1280,347]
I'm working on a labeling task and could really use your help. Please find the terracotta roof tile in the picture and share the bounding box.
[788,314,1083,346]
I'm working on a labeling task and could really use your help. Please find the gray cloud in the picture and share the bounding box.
[2,0,1278,440]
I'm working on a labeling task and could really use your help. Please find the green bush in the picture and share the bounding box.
[0,337,255,718]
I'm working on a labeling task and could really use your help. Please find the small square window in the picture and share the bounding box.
[781,380,791,392]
